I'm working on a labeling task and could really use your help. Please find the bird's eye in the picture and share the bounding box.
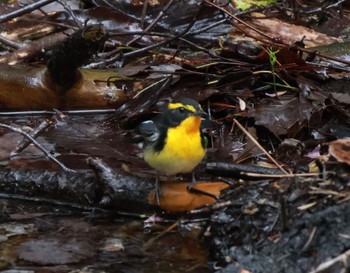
[178,107,186,113]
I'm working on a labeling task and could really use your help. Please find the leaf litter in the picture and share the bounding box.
[0,0,350,273]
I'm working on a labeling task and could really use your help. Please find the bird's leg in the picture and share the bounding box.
[187,172,220,201]
[155,172,161,206]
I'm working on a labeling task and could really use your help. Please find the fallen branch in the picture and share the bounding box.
[0,158,156,212]
[0,157,225,212]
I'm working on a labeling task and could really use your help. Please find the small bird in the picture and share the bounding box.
[137,97,208,203]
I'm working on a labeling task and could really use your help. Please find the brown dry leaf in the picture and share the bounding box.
[248,95,315,136]
[248,13,343,47]
[328,138,350,165]
[148,182,229,212]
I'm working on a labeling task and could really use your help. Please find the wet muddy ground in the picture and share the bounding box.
[1,1,350,272]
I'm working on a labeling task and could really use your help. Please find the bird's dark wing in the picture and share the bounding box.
[136,120,160,143]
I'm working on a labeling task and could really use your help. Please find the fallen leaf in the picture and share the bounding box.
[249,94,315,135]
[149,182,229,212]
[327,138,350,165]
[249,13,343,47]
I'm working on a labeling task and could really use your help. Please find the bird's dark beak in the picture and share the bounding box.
[194,109,208,118]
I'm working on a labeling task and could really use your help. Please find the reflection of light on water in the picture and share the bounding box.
[308,42,350,69]
[331,54,350,66]
[24,68,46,88]
[342,54,350,62]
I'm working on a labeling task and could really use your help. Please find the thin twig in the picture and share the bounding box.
[203,0,277,41]
[0,0,56,24]
[0,109,116,116]
[301,226,317,252]
[0,123,75,173]
[204,0,350,66]
[186,18,228,35]
[278,192,287,231]
[11,119,53,157]
[127,0,176,46]
[57,0,83,28]
[0,34,22,50]
[309,249,350,273]
[140,0,149,29]
[143,220,179,251]
[116,0,204,62]
[179,37,249,65]
[0,192,104,212]
[241,172,324,178]
[233,118,289,175]
[186,200,234,215]
[309,186,347,197]
[109,30,171,38]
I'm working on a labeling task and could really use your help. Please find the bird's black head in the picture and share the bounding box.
[159,97,206,127]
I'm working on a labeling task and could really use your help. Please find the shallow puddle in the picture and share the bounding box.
[0,198,210,273]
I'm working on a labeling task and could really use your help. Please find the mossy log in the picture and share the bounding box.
[0,25,127,110]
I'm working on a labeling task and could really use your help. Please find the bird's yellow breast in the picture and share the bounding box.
[144,116,205,175]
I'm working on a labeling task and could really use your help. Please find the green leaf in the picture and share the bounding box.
[234,0,277,10]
